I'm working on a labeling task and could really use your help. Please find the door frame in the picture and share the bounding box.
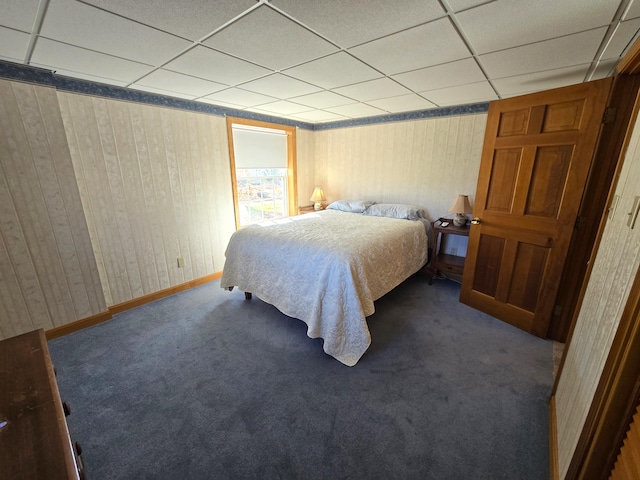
[550,38,640,479]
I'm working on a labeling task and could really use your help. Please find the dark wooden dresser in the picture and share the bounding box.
[0,329,85,479]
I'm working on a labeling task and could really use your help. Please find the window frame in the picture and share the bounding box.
[226,116,297,229]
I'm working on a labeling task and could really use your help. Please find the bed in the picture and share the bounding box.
[220,201,432,366]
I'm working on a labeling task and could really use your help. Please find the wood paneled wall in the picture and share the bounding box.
[0,79,105,338]
[57,92,237,307]
[314,115,487,218]
[554,111,640,478]
[0,78,481,338]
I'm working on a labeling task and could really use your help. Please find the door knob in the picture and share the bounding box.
[471,218,482,225]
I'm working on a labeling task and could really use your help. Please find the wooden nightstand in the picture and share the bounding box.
[427,217,469,284]
[298,204,326,214]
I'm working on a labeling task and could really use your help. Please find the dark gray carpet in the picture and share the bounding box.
[49,276,553,480]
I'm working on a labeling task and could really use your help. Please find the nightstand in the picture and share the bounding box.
[427,217,469,284]
[298,205,326,214]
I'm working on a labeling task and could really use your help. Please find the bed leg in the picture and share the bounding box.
[245,292,252,300]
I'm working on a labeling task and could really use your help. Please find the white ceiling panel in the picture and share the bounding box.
[367,94,436,113]
[492,64,591,97]
[204,5,337,71]
[0,0,40,32]
[1,0,636,124]
[252,101,313,115]
[446,0,493,13]
[133,69,228,97]
[292,110,346,122]
[350,18,471,75]
[392,58,486,92]
[53,71,129,87]
[31,38,154,84]
[592,58,618,78]
[420,81,498,106]
[333,78,413,102]
[325,103,387,118]
[128,85,196,100]
[480,28,607,79]
[0,27,30,63]
[202,88,278,108]
[623,0,640,20]
[81,0,257,41]
[163,46,272,86]
[601,19,640,60]
[457,0,620,54]
[40,0,191,66]
[239,73,322,98]
[283,52,382,89]
[289,91,355,109]
[270,0,445,48]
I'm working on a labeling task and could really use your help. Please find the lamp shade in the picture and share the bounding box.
[448,194,473,214]
[310,187,326,211]
[310,187,326,202]
[449,194,473,227]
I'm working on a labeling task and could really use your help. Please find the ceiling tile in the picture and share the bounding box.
[198,98,247,110]
[446,0,492,12]
[52,71,129,87]
[0,0,39,32]
[623,0,640,20]
[349,18,471,75]
[0,27,30,63]
[492,64,590,97]
[204,5,337,71]
[270,0,445,47]
[239,73,322,98]
[202,88,278,108]
[128,85,196,100]
[283,52,382,89]
[602,19,640,60]
[480,28,606,79]
[325,103,388,118]
[392,58,486,92]
[289,91,354,109]
[253,101,313,115]
[133,69,228,97]
[164,46,272,85]
[591,58,618,78]
[81,0,256,41]
[367,94,436,113]
[457,0,620,54]
[332,77,413,102]
[420,81,497,106]
[40,0,191,65]
[31,38,154,84]
[292,110,346,122]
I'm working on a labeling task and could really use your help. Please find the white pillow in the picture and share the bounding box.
[326,200,375,213]
[362,203,425,220]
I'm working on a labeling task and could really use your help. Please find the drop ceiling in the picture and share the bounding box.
[1,0,639,124]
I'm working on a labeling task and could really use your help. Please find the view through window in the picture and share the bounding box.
[227,118,297,228]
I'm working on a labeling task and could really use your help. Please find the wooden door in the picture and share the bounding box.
[460,78,612,337]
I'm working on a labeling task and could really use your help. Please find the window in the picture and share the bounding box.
[227,117,297,228]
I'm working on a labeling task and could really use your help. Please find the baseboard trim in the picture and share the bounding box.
[549,395,560,480]
[108,272,222,315]
[45,272,222,339]
[46,310,113,340]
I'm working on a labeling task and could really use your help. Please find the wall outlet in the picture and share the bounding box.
[177,256,185,268]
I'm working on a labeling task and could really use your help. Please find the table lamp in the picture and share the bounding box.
[310,187,326,210]
[449,194,473,227]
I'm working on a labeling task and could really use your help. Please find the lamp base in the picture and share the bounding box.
[453,213,467,227]
[314,202,322,211]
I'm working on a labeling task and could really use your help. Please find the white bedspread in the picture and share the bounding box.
[220,210,429,366]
